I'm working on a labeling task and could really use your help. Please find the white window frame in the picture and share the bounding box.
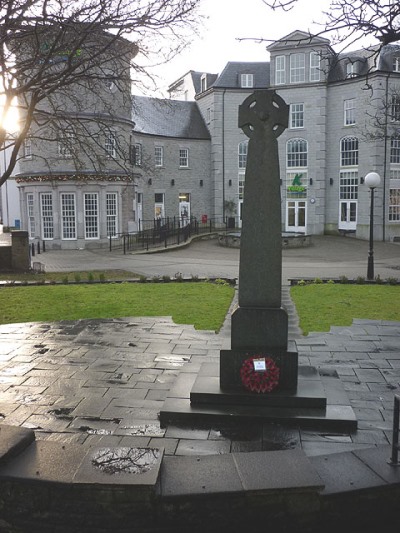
[241,73,254,88]
[289,103,304,129]
[390,136,400,164]
[40,193,54,240]
[340,137,359,167]
[346,62,356,78]
[155,146,164,167]
[134,143,142,166]
[290,53,305,83]
[27,193,35,238]
[84,193,99,239]
[106,192,118,237]
[309,52,320,82]
[105,130,116,158]
[275,55,286,85]
[60,193,76,240]
[179,148,189,168]
[344,99,356,126]
[287,138,308,168]
[393,57,400,72]
[201,74,207,92]
[389,188,400,221]
[238,141,248,169]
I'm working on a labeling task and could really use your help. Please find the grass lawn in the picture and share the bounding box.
[290,284,400,335]
[0,281,235,332]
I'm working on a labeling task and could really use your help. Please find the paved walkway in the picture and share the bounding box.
[1,235,400,532]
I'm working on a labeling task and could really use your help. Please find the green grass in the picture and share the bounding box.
[0,270,137,282]
[0,282,234,332]
[291,284,400,335]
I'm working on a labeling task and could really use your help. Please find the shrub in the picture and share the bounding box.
[87,272,94,283]
[99,273,106,283]
[297,279,306,286]
[326,279,335,284]
[214,278,228,286]
[356,276,365,284]
[313,277,323,284]
[375,274,383,284]
[139,275,147,283]
[162,275,171,283]
[62,276,69,284]
[74,273,81,283]
[386,277,398,285]
[339,275,348,284]
[174,272,184,282]
[191,274,199,282]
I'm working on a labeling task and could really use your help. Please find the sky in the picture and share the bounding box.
[151,0,334,95]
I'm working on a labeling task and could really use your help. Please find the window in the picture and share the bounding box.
[84,193,99,239]
[391,95,400,122]
[206,107,211,124]
[40,193,54,240]
[241,73,254,88]
[275,55,286,85]
[238,171,245,201]
[340,171,359,199]
[201,74,207,92]
[58,129,74,158]
[154,193,165,219]
[106,193,118,237]
[179,148,189,167]
[105,130,116,158]
[340,137,358,166]
[309,52,320,82]
[286,171,307,198]
[389,188,400,221]
[290,53,305,83]
[393,57,400,72]
[134,143,142,166]
[287,139,308,167]
[60,193,76,240]
[344,99,356,126]
[24,137,32,159]
[390,137,400,164]
[238,141,248,169]
[290,103,304,129]
[155,146,164,167]
[346,62,356,78]
[27,193,35,238]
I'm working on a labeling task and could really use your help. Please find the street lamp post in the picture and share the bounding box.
[364,172,381,281]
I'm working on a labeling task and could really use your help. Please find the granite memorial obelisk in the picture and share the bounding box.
[220,89,298,391]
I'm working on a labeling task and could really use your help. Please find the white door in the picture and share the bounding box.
[339,200,357,230]
[286,200,306,232]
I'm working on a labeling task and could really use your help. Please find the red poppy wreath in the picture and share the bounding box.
[240,356,280,394]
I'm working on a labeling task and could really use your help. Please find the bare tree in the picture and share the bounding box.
[261,0,400,48]
[0,0,201,187]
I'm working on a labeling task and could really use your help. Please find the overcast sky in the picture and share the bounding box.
[150,0,334,95]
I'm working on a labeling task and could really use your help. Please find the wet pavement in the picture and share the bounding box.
[0,233,399,457]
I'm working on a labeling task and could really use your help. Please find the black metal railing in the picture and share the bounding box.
[108,216,234,254]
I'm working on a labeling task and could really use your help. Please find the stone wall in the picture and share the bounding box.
[0,231,30,272]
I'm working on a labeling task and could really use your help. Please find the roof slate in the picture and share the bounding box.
[132,96,210,139]
[213,62,270,88]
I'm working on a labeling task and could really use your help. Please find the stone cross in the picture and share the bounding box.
[237,90,288,309]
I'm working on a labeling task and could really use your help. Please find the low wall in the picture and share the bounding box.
[219,232,312,249]
[0,231,30,272]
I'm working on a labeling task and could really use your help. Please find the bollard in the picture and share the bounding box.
[31,242,35,256]
[42,240,45,253]
[37,241,40,254]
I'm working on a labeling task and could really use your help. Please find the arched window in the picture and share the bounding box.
[286,138,308,167]
[238,141,248,169]
[340,137,358,166]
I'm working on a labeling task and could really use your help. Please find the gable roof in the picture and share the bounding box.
[132,96,210,139]
[212,62,270,89]
[267,30,331,51]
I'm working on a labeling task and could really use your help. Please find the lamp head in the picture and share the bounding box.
[364,172,381,189]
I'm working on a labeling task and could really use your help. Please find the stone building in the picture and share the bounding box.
[15,30,400,248]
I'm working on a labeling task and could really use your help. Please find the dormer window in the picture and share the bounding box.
[275,55,286,85]
[201,74,207,92]
[393,57,400,72]
[290,53,305,83]
[241,73,254,88]
[346,62,357,78]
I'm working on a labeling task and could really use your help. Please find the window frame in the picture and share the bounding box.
[289,103,304,129]
[391,95,400,122]
[340,137,359,167]
[275,55,286,85]
[241,73,254,88]
[344,99,356,126]
[390,136,400,164]
[238,141,248,169]
[105,129,117,158]
[155,145,164,167]
[106,192,118,237]
[40,192,54,240]
[27,193,35,238]
[58,129,74,159]
[309,52,321,82]
[286,138,308,168]
[84,192,99,239]
[60,192,76,240]
[23,137,32,159]
[290,53,305,84]
[389,188,400,221]
[179,148,189,168]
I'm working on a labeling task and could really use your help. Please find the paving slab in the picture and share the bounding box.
[0,425,35,464]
